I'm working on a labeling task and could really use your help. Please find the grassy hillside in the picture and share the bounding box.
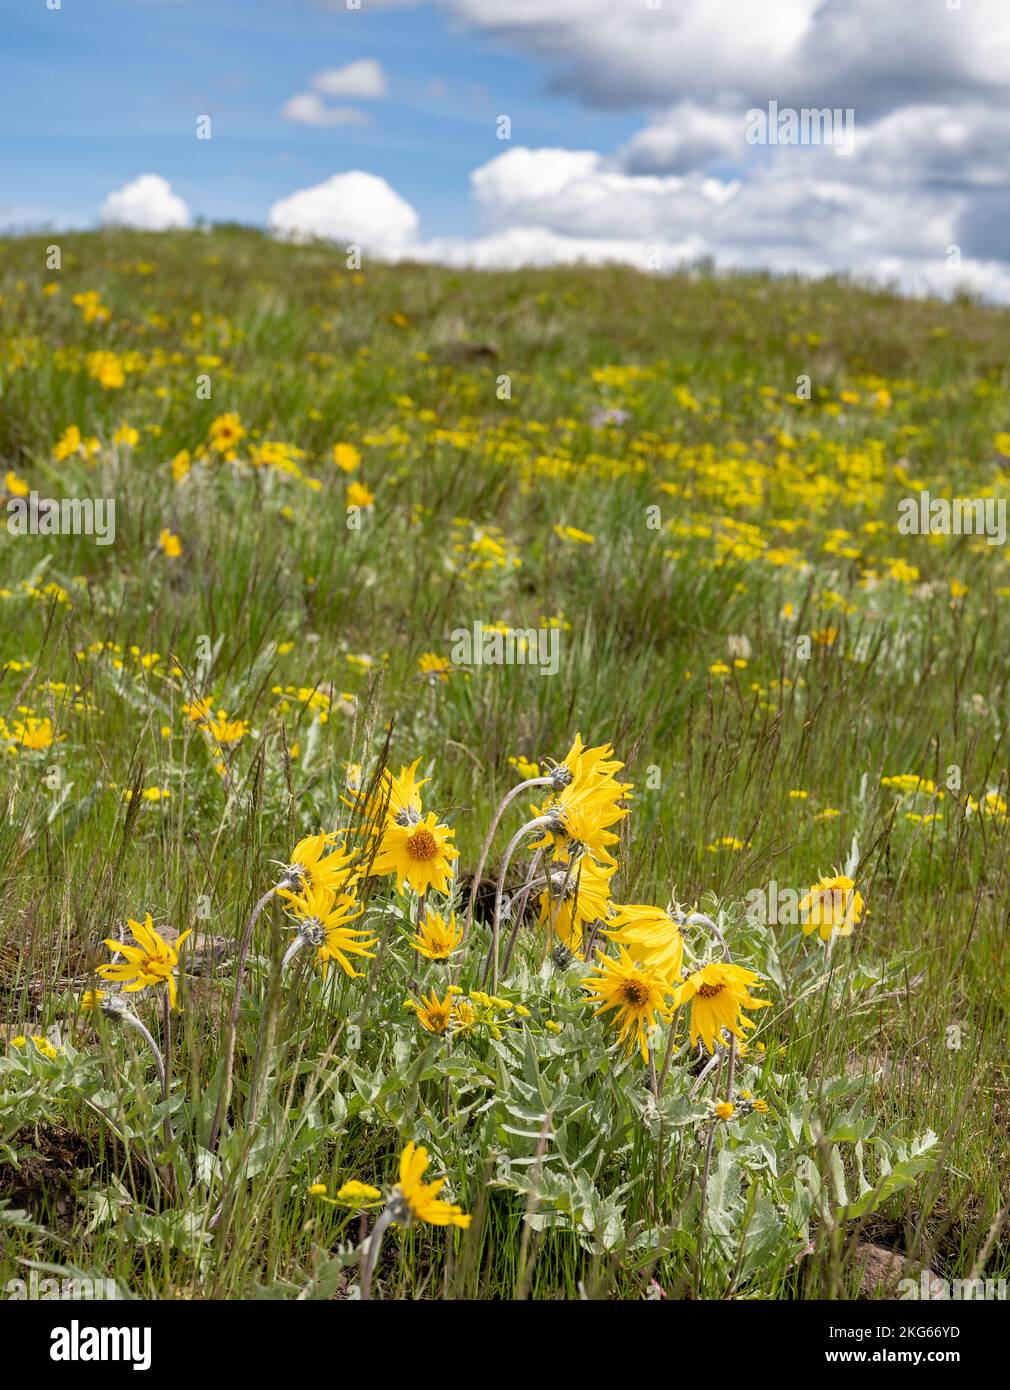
[0,227,1008,1299]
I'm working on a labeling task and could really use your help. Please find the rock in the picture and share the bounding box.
[855,1242,945,1299]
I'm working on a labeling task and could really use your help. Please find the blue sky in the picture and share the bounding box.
[1,0,639,238]
[3,1,1008,299]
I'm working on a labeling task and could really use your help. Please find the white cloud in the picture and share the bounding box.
[268,171,419,253]
[292,2,1010,298]
[379,0,1010,116]
[100,175,190,231]
[619,105,743,175]
[312,59,387,100]
[283,59,386,127]
[282,93,369,127]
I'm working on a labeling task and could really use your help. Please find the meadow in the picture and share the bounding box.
[0,226,1008,1300]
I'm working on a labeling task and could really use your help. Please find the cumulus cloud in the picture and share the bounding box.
[268,171,419,253]
[619,105,743,175]
[282,93,369,127]
[100,175,190,231]
[293,1,1010,298]
[355,0,1010,117]
[312,59,387,100]
[283,58,387,126]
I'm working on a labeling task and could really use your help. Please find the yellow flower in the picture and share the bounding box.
[509,754,540,779]
[537,854,613,952]
[672,961,770,1053]
[451,997,477,1035]
[531,734,632,869]
[278,831,359,899]
[80,989,106,1011]
[603,903,684,984]
[715,1102,735,1120]
[372,811,458,896]
[53,425,83,461]
[5,470,30,497]
[409,908,463,960]
[284,883,376,978]
[418,652,452,682]
[553,524,594,544]
[332,443,361,472]
[336,1179,382,1205]
[159,528,182,558]
[797,874,865,940]
[582,946,674,1062]
[206,710,248,745]
[405,986,456,1036]
[97,914,191,1010]
[346,481,375,508]
[208,412,245,453]
[393,1142,471,1228]
[171,450,191,482]
[4,716,56,752]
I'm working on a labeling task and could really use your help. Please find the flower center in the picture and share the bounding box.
[622,979,650,1006]
[697,982,724,999]
[406,827,438,861]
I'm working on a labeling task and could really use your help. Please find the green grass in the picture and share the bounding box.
[0,226,1008,1299]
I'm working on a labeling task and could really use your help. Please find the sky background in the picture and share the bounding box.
[2,0,1009,298]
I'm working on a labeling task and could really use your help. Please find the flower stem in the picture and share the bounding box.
[462,777,553,944]
[500,849,543,977]
[482,815,554,990]
[361,1206,395,1301]
[210,882,281,1152]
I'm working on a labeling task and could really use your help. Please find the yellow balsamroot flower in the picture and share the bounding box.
[98,914,191,1010]
[349,757,428,834]
[346,481,375,509]
[393,1141,471,1229]
[285,883,376,978]
[537,854,613,953]
[531,734,632,868]
[509,754,540,779]
[207,711,248,745]
[3,716,57,752]
[409,908,463,960]
[582,946,674,1063]
[553,524,594,544]
[673,961,770,1053]
[715,1102,735,1120]
[158,528,182,558]
[373,810,458,896]
[405,985,458,1036]
[603,903,684,984]
[278,831,359,899]
[798,874,865,940]
[80,989,106,1011]
[208,412,245,453]
[332,442,361,472]
[418,652,452,682]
